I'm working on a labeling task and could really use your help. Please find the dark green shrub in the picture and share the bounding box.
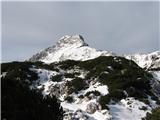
[34,62,59,72]
[99,90,126,110]
[149,68,160,71]
[1,62,38,84]
[64,73,75,78]
[66,77,86,94]
[109,90,126,101]
[77,56,155,107]
[65,96,74,103]
[145,107,160,120]
[2,62,63,120]
[84,91,101,97]
[51,74,62,82]
[56,56,155,107]
[99,95,110,109]
[57,60,80,70]
[78,95,84,99]
[2,76,63,120]
[156,100,160,105]
[138,98,150,105]
[139,106,148,111]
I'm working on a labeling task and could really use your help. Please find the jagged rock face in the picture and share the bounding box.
[56,35,88,48]
[86,102,99,114]
[63,109,89,120]
[29,35,114,63]
[29,35,87,62]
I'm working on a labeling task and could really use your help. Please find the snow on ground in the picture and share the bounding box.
[150,71,160,98]
[41,45,113,64]
[125,54,151,68]
[0,72,7,78]
[28,67,158,120]
[90,111,111,120]
[147,96,158,109]
[84,82,108,96]
[30,68,58,84]
[35,35,114,64]
[107,66,113,71]
[61,80,110,120]
[67,68,88,79]
[152,71,160,81]
[108,97,151,120]
[29,68,153,120]
[58,73,110,120]
[61,99,96,112]
[125,51,160,69]
[29,68,58,95]
[61,98,111,120]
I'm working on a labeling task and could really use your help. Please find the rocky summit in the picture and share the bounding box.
[2,35,160,120]
[29,35,114,63]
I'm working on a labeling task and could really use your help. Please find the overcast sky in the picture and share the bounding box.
[2,1,159,62]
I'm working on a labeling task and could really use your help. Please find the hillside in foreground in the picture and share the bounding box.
[2,35,160,120]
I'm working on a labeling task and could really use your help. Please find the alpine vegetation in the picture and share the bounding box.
[2,35,160,120]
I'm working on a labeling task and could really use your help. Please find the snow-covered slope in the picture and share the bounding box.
[125,51,160,69]
[29,35,115,63]
[28,55,160,120]
[29,67,111,120]
[29,66,156,120]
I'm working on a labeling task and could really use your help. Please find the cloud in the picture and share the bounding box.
[2,1,159,62]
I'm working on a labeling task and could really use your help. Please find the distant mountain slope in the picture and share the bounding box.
[29,35,159,70]
[125,51,160,70]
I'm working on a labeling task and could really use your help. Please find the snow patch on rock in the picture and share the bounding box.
[84,82,108,96]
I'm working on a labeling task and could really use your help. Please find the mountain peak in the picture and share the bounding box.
[59,34,84,40]
[56,34,88,48]
[29,34,113,63]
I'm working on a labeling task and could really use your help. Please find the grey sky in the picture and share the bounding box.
[2,1,159,62]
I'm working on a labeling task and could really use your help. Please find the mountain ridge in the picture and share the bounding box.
[29,35,160,70]
[29,35,115,63]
